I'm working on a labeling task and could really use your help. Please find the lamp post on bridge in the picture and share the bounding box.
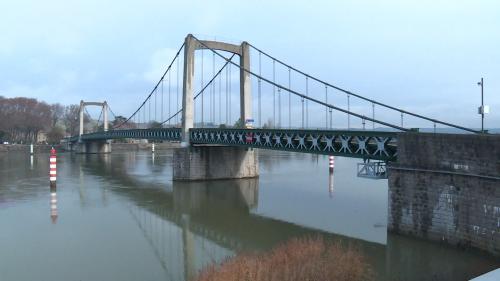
[477,78,489,133]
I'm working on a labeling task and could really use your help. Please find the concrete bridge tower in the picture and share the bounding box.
[174,34,258,180]
[75,100,111,154]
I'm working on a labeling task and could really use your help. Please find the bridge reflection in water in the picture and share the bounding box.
[71,151,498,281]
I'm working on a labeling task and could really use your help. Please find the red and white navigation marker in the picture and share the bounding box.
[49,147,57,183]
[329,155,335,173]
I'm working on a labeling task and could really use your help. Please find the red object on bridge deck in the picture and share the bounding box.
[245,133,253,143]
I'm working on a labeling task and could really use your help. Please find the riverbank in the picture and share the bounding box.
[111,142,181,151]
[0,142,181,154]
[0,144,65,153]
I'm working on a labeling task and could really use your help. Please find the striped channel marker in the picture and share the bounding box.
[49,147,57,182]
[329,155,335,173]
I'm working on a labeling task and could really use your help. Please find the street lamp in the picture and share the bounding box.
[477,78,489,133]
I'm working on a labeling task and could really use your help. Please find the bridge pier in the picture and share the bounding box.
[75,140,112,154]
[388,133,500,256]
[173,145,258,181]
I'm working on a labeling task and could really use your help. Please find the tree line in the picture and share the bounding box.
[0,96,91,144]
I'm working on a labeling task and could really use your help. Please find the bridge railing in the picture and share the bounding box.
[78,128,182,142]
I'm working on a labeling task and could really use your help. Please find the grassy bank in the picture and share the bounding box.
[192,236,373,281]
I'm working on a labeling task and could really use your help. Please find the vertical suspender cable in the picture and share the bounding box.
[212,52,215,123]
[273,59,276,127]
[154,84,157,122]
[168,69,171,126]
[325,85,328,129]
[229,63,232,124]
[278,88,281,127]
[306,76,309,128]
[278,69,281,128]
[288,68,291,128]
[176,56,180,125]
[258,52,262,127]
[301,78,305,128]
[401,112,404,127]
[219,69,222,124]
[372,103,375,129]
[201,50,204,127]
[161,79,164,125]
[208,53,212,124]
[329,106,333,129]
[347,94,350,129]
[225,65,228,124]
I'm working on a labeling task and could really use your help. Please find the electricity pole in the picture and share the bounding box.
[477,78,484,132]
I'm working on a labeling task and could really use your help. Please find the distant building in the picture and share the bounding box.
[37,131,48,143]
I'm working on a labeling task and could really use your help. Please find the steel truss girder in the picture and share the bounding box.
[70,128,397,161]
[190,128,397,161]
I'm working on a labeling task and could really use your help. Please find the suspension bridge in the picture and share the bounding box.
[68,34,481,166]
[66,34,500,256]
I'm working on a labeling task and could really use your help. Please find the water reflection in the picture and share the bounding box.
[49,183,58,224]
[328,172,334,198]
[0,151,498,281]
[90,151,498,281]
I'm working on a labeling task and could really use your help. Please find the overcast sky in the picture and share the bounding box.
[1,0,498,129]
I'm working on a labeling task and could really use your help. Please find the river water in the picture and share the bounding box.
[0,149,498,281]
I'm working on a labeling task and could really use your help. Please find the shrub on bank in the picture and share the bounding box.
[192,236,373,281]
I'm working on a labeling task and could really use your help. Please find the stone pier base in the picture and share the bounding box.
[75,141,111,154]
[173,145,258,181]
[388,133,500,256]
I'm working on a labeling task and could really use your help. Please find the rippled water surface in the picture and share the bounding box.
[0,149,498,280]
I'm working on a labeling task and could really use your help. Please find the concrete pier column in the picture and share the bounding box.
[239,41,252,124]
[181,34,196,145]
[103,101,109,132]
[79,100,84,139]
[173,145,258,181]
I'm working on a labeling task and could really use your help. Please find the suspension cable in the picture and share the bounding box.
[193,35,408,131]
[247,43,480,133]
[108,105,117,119]
[160,53,237,126]
[114,42,185,129]
[96,109,103,130]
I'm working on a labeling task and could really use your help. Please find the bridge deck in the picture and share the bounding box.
[70,128,397,161]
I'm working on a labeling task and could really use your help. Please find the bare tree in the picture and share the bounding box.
[50,103,65,127]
